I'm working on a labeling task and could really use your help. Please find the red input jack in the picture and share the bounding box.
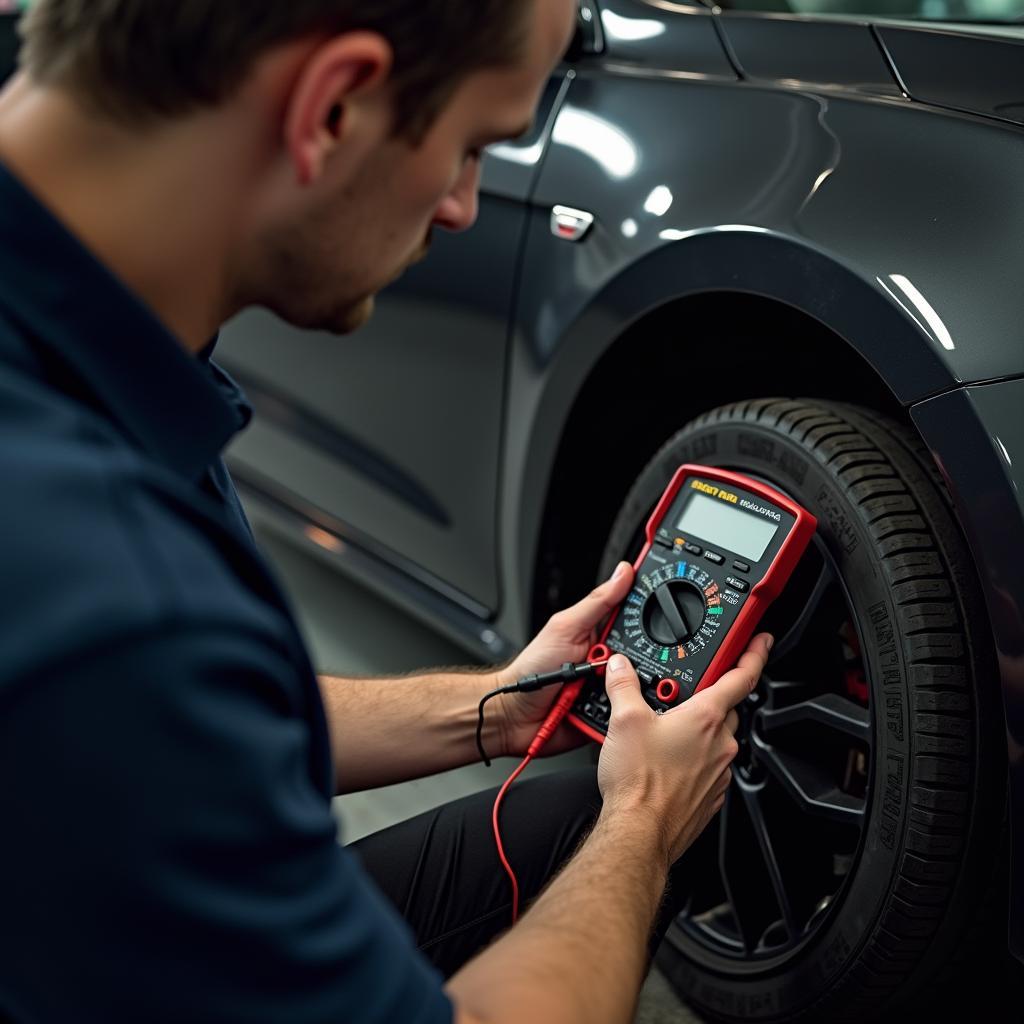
[656,677,680,704]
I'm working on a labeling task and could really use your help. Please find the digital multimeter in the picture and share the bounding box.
[568,464,817,742]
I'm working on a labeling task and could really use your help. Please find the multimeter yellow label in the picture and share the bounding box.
[690,480,739,504]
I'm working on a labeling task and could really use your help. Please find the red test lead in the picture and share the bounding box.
[488,646,609,923]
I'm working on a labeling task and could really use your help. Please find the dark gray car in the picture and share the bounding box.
[4,2,1022,1019]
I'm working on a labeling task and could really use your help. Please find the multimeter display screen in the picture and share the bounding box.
[675,493,779,561]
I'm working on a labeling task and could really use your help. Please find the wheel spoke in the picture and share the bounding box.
[769,549,836,661]
[717,787,755,955]
[757,691,871,744]
[735,776,797,939]
[751,732,867,825]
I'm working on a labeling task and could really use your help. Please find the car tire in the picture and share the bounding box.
[597,398,1007,1022]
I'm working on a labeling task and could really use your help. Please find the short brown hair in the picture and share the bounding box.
[17,0,530,137]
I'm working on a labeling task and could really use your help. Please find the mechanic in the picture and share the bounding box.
[0,1,771,1021]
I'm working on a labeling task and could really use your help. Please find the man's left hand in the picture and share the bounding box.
[494,561,634,758]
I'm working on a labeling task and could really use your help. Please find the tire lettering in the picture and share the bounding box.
[886,694,904,741]
[868,601,906,849]
[869,601,894,649]
[869,601,905,741]
[697,982,735,1013]
[821,930,852,976]
[678,435,718,463]
[880,752,906,851]
[746,992,777,1014]
[738,433,775,463]
[778,448,808,485]
[735,433,809,485]
[695,983,778,1015]
[816,486,860,555]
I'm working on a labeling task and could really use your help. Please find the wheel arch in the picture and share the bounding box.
[508,232,957,633]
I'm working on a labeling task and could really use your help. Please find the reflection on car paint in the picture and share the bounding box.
[552,106,640,179]
[875,273,956,352]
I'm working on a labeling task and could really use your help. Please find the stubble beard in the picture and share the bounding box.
[262,214,430,336]
[316,235,429,335]
[330,293,376,334]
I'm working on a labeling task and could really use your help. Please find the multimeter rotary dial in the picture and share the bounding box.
[641,580,706,645]
[622,562,725,662]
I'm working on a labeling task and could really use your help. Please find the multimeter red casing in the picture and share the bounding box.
[567,464,817,743]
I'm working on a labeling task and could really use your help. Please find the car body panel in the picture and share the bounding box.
[597,2,738,76]
[878,24,1024,126]
[218,214,514,612]
[215,74,573,614]
[217,73,572,612]
[528,12,1024,393]
[912,377,1024,961]
[718,12,902,97]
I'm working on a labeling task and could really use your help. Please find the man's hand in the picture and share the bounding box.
[449,629,773,1024]
[494,561,635,758]
[597,633,773,865]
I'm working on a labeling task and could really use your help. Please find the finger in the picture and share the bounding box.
[604,653,650,719]
[552,562,634,638]
[725,709,739,736]
[704,633,773,713]
[713,766,733,799]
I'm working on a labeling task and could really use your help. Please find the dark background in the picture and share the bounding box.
[0,15,17,83]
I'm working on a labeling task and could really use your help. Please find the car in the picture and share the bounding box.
[3,2,1022,1020]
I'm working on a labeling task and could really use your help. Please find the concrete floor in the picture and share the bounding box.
[256,526,705,1024]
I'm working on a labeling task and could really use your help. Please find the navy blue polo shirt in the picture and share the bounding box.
[0,161,453,1024]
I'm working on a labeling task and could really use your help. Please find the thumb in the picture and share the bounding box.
[554,562,634,638]
[703,632,773,715]
[604,654,648,717]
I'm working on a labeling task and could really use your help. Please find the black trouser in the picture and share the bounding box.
[350,767,687,979]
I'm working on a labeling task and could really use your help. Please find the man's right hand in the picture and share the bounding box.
[597,634,773,866]
[447,632,774,1024]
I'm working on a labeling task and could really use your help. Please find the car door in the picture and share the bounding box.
[217,66,572,617]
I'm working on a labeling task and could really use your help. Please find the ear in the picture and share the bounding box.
[283,32,394,187]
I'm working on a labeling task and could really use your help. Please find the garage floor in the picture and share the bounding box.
[257,527,704,1024]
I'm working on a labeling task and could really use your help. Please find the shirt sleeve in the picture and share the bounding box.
[0,623,454,1024]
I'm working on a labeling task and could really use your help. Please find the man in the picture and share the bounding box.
[0,2,771,1021]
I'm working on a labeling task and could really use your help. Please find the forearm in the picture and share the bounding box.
[317,669,504,794]
[446,805,669,1024]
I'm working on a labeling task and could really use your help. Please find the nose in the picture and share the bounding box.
[432,157,481,233]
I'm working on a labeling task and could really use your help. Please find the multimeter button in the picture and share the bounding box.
[704,550,724,565]
[732,560,751,573]
[656,678,681,704]
[654,535,673,550]
[726,576,749,593]
[655,528,674,546]
[684,542,702,556]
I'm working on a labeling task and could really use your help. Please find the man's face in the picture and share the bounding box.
[256,0,577,335]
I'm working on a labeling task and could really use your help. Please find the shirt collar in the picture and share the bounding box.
[0,160,246,481]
